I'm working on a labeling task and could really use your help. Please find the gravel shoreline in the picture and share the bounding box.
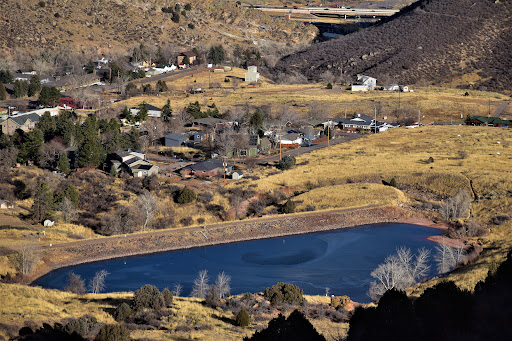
[29,206,434,284]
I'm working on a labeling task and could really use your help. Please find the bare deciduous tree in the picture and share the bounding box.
[191,269,209,299]
[14,239,39,275]
[173,282,183,297]
[215,271,231,299]
[66,272,87,295]
[89,269,109,294]
[441,189,472,220]
[434,240,467,274]
[39,141,65,170]
[60,197,77,223]
[136,192,158,231]
[369,247,430,301]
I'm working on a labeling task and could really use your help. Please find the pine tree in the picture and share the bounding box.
[38,86,50,106]
[78,135,105,168]
[38,111,56,141]
[14,80,28,98]
[63,185,79,206]
[0,82,7,100]
[250,110,264,130]
[162,99,173,121]
[28,75,42,96]
[31,182,54,223]
[58,152,70,174]
[135,102,148,122]
[186,101,203,118]
[56,111,75,145]
[18,129,44,164]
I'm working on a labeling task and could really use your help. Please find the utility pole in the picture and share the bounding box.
[418,108,421,125]
[327,120,330,146]
[488,97,491,116]
[223,159,226,187]
[374,107,377,134]
[398,87,401,109]
[279,131,282,161]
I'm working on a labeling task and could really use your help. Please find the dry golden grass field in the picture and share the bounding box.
[107,67,512,124]
[0,282,347,340]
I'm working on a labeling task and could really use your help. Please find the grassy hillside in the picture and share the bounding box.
[0,0,316,53]
[239,125,512,291]
[0,283,346,340]
[274,0,512,92]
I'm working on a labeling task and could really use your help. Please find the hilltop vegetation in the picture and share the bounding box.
[274,0,512,92]
[0,0,316,62]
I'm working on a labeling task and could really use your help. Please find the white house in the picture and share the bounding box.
[280,133,303,146]
[351,74,377,91]
[245,66,260,82]
[129,104,162,118]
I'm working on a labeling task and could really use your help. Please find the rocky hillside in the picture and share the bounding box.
[273,0,512,92]
[0,0,316,54]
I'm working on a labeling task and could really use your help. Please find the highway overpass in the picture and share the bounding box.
[245,5,399,19]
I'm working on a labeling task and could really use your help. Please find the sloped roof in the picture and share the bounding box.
[131,104,161,111]
[164,133,190,142]
[181,51,197,58]
[184,159,228,172]
[9,113,40,126]
[471,116,512,125]
[282,133,301,141]
[192,117,228,126]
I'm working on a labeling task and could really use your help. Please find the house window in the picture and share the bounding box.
[240,150,247,156]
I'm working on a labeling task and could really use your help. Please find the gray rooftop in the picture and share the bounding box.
[9,113,41,126]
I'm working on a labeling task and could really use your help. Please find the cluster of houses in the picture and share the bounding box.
[351,74,411,92]
[4,71,103,94]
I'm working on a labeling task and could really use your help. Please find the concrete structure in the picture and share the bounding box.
[245,66,260,82]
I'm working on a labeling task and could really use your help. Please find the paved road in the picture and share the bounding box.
[493,102,510,117]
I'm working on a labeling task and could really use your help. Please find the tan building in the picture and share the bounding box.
[177,51,198,65]
[1,113,40,135]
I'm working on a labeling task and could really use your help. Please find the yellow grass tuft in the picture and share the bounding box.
[294,183,407,211]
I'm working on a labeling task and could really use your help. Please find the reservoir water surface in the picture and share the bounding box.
[34,223,441,302]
